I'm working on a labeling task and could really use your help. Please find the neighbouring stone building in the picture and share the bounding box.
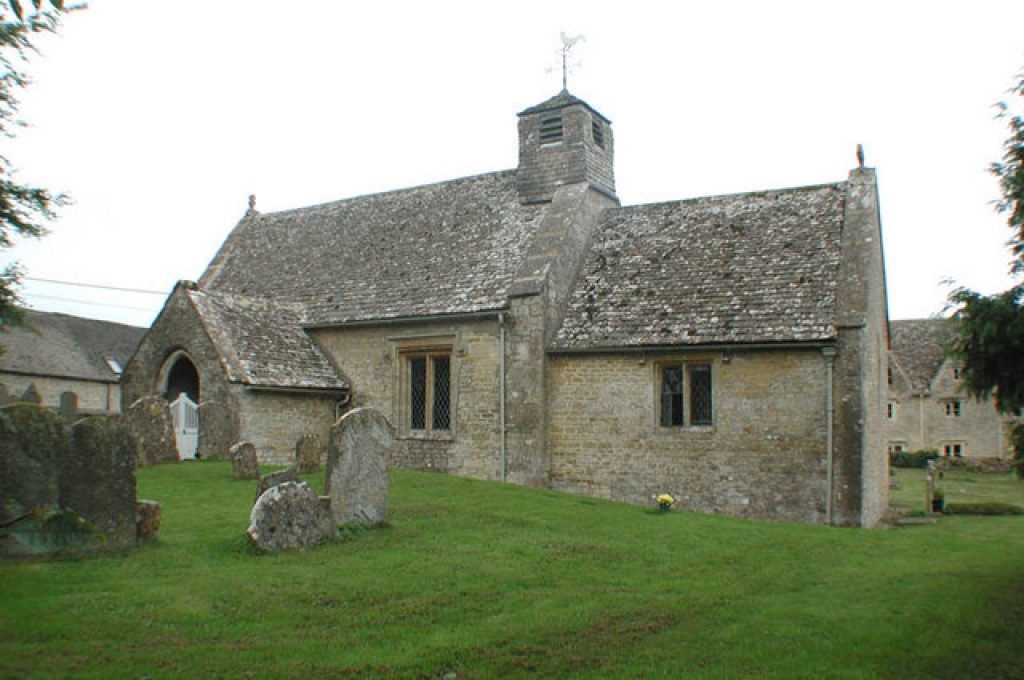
[0,309,145,414]
[888,318,1016,459]
[122,89,890,526]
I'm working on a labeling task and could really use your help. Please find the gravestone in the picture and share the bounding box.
[231,441,260,479]
[255,467,301,503]
[295,434,323,473]
[326,407,393,527]
[0,404,67,527]
[124,395,179,466]
[64,416,138,551]
[58,391,78,422]
[247,481,335,552]
[136,499,161,541]
[20,384,41,405]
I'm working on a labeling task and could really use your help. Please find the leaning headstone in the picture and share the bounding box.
[136,499,161,541]
[231,441,260,480]
[255,467,301,503]
[124,395,179,466]
[64,416,138,552]
[326,407,394,527]
[295,434,323,473]
[247,481,335,552]
[0,404,67,529]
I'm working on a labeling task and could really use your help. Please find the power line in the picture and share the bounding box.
[22,276,168,296]
[27,293,159,313]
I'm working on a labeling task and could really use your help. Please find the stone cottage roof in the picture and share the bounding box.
[0,309,145,383]
[186,288,346,391]
[889,318,953,394]
[200,171,544,327]
[552,183,847,349]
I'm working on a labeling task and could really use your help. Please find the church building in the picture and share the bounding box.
[122,89,890,527]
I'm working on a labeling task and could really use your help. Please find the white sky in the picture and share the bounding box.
[4,0,1024,328]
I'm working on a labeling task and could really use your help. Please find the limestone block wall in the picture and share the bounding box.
[548,348,832,524]
[0,375,119,413]
[887,360,1013,459]
[236,389,337,465]
[311,316,504,480]
[121,285,239,460]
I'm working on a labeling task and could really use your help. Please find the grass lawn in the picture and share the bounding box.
[2,463,1023,679]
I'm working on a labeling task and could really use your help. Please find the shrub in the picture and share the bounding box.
[943,502,1024,516]
[890,449,939,469]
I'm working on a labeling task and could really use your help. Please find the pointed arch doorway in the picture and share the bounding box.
[163,352,201,460]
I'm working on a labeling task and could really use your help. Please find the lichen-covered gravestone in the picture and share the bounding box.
[295,433,323,473]
[230,441,260,480]
[64,416,138,551]
[255,467,301,503]
[124,395,180,466]
[247,481,335,551]
[326,407,394,527]
[0,405,67,528]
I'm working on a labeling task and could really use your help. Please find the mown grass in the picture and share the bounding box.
[1,462,1023,678]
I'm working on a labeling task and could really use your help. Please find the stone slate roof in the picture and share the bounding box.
[889,318,953,394]
[186,288,346,391]
[518,89,612,123]
[0,309,145,382]
[552,183,847,349]
[201,171,544,327]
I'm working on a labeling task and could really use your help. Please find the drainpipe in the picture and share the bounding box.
[499,312,507,482]
[822,347,837,526]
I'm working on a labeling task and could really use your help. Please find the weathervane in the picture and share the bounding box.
[557,32,585,92]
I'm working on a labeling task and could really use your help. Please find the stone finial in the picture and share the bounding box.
[856,144,865,168]
[247,194,256,213]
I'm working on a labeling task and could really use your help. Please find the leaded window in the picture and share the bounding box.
[406,351,452,433]
[659,362,713,427]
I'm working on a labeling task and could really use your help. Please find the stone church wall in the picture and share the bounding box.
[236,389,337,465]
[548,348,832,523]
[311,316,504,480]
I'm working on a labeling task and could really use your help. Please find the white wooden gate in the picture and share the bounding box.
[169,393,199,460]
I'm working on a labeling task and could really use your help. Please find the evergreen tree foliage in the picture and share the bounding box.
[949,68,1024,475]
[0,0,71,331]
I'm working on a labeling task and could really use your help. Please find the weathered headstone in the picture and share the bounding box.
[255,467,301,503]
[326,407,394,527]
[136,499,161,541]
[295,433,323,473]
[246,481,335,552]
[19,384,41,405]
[58,391,78,422]
[124,395,179,466]
[231,441,260,479]
[64,416,138,551]
[0,404,67,528]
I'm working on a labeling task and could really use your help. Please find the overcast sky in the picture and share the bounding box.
[4,1,1024,328]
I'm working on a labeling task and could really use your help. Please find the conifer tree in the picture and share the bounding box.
[949,68,1024,475]
[0,0,72,332]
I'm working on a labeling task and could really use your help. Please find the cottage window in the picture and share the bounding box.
[660,362,713,427]
[942,442,964,457]
[888,442,906,455]
[943,400,962,418]
[401,348,452,435]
